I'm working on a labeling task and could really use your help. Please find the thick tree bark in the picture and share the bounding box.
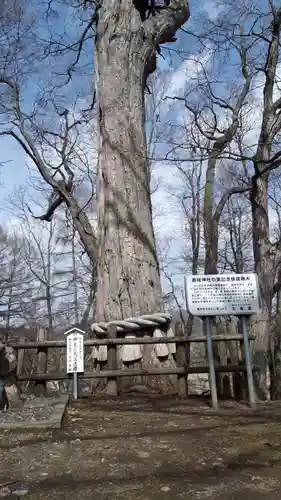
[203,160,225,396]
[250,174,276,399]
[269,315,281,400]
[93,0,189,382]
[95,0,188,322]
[95,24,161,321]
[248,5,281,400]
[204,156,219,275]
[271,279,281,399]
[204,145,249,398]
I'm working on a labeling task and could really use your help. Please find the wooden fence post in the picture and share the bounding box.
[36,327,48,396]
[106,325,118,396]
[211,324,223,398]
[232,319,247,400]
[176,324,188,398]
[16,336,25,379]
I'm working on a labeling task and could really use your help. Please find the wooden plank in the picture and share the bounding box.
[176,340,188,398]
[35,328,48,395]
[106,325,118,396]
[17,364,260,381]
[16,336,25,378]
[8,334,255,349]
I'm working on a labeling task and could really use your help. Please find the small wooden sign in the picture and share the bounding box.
[64,328,85,400]
[64,328,85,374]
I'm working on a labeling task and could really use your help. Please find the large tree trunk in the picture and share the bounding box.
[204,156,219,276]
[95,3,162,321]
[250,174,276,400]
[93,0,189,385]
[269,314,281,400]
[204,155,232,398]
[248,6,281,399]
[271,281,281,399]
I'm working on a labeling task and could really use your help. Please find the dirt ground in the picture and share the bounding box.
[1,395,281,499]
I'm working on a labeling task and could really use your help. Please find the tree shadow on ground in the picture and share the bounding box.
[71,395,281,421]
[0,417,277,450]
[7,446,281,493]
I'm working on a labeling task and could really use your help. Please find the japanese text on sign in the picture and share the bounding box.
[64,328,85,373]
[186,273,259,316]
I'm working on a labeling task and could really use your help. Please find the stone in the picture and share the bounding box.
[161,486,171,492]
[0,386,9,411]
[0,344,17,376]
[5,384,22,409]
[0,487,11,497]
[188,373,209,395]
[0,343,19,410]
[13,489,29,496]
[137,451,150,458]
[127,385,153,394]
[3,346,17,372]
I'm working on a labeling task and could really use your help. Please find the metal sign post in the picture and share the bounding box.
[185,273,259,409]
[64,328,85,400]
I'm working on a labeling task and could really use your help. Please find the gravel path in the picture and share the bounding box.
[0,396,64,424]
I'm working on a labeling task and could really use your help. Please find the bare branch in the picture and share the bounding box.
[213,185,251,224]
[144,0,190,45]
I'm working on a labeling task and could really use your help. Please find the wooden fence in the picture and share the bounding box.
[7,330,256,400]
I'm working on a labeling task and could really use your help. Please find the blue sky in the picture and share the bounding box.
[2,0,274,204]
[2,0,274,292]
[0,0,200,218]
[0,138,27,202]
[0,0,241,299]
[2,0,278,305]
[0,0,93,215]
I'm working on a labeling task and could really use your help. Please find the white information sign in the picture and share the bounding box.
[64,328,85,373]
[186,273,259,317]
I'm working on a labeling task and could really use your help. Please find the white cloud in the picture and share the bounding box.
[164,48,212,99]
[242,63,281,150]
[4,214,62,249]
[201,0,224,22]
[149,48,214,273]
[4,35,281,306]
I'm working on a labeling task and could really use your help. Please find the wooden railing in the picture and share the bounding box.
[7,332,256,399]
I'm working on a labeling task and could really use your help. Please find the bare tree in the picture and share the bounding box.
[0,225,36,329]
[93,1,189,324]
[0,1,190,383]
[167,49,252,273]
[160,0,281,398]
[8,187,97,329]
[219,197,253,274]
